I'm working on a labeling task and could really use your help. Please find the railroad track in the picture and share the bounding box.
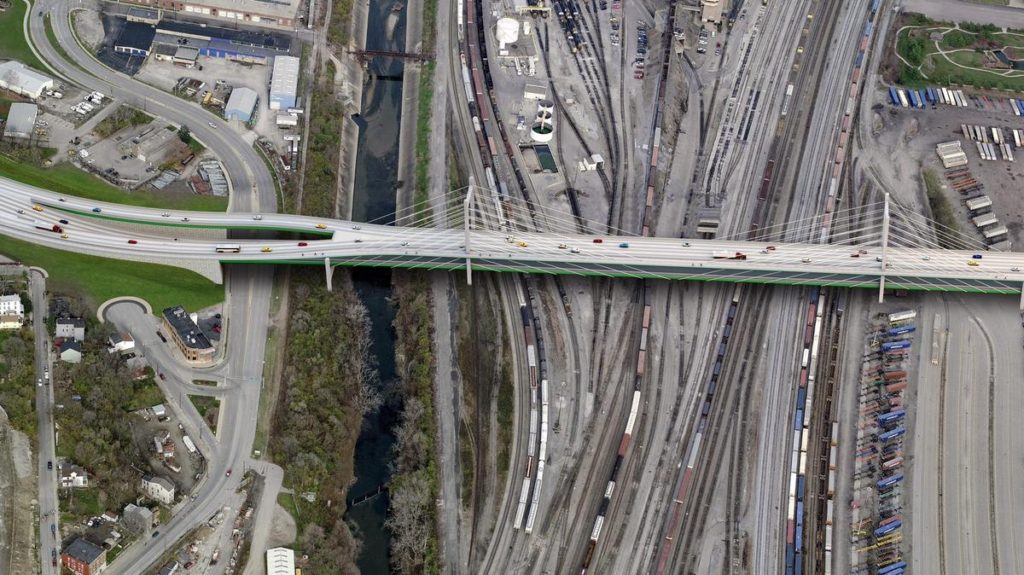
[666,287,771,574]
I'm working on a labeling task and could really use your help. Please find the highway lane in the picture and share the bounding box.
[31,270,59,575]
[5,182,1024,291]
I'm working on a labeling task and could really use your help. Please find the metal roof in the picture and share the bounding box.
[3,103,37,139]
[269,55,299,110]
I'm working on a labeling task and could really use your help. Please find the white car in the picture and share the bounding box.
[208,122,217,129]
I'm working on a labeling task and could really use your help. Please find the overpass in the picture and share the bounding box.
[3,177,1023,304]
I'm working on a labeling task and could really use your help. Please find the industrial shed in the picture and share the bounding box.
[0,61,54,99]
[224,87,258,123]
[3,103,38,140]
[269,55,299,110]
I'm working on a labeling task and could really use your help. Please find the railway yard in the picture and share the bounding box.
[10,0,1024,573]
[443,0,1024,574]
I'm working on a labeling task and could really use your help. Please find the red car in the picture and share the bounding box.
[298,242,308,247]
[128,239,138,245]
[593,238,603,244]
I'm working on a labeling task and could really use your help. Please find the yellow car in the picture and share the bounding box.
[315,223,327,229]
[967,260,979,267]
[60,233,68,239]
[32,204,44,212]
[516,241,529,248]
[261,247,273,253]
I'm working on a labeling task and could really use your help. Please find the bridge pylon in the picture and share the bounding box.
[464,186,476,285]
[325,257,333,291]
[878,192,891,303]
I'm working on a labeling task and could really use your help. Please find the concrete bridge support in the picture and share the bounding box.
[325,257,334,291]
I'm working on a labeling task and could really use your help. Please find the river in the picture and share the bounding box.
[345,0,408,571]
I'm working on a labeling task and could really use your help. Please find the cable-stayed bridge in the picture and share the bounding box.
[2,177,1022,304]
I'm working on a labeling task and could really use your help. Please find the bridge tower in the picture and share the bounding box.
[464,186,477,285]
[878,192,891,303]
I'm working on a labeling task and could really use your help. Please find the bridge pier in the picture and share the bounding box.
[464,186,475,285]
[325,257,333,292]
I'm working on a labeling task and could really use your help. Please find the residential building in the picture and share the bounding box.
[151,404,168,419]
[59,339,83,364]
[161,306,215,364]
[122,503,154,536]
[0,60,54,99]
[59,464,90,488]
[3,103,38,140]
[269,55,299,110]
[0,314,21,329]
[224,86,258,123]
[62,537,107,575]
[56,317,86,341]
[0,294,24,316]
[119,0,301,30]
[141,474,176,505]
[108,332,136,353]
[266,547,295,575]
[101,511,119,523]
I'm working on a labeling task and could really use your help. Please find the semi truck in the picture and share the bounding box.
[713,251,747,260]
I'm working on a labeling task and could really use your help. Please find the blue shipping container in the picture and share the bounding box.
[889,86,900,106]
[881,340,912,352]
[797,475,806,498]
[907,90,918,108]
[864,22,874,37]
[871,0,881,13]
[916,90,927,108]
[879,562,908,575]
[878,409,906,424]
[877,474,904,488]
[794,408,804,431]
[879,427,906,442]
[874,520,902,537]
[888,325,916,336]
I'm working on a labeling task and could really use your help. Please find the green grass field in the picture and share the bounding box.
[0,1,46,71]
[0,155,229,211]
[0,233,223,312]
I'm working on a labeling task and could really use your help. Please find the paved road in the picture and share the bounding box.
[899,0,1024,29]
[24,3,283,573]
[30,270,59,575]
[7,180,1024,297]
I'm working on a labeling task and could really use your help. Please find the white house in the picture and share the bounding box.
[108,332,135,353]
[59,464,90,488]
[0,314,21,330]
[59,339,82,364]
[56,317,85,341]
[0,294,23,316]
[140,475,175,505]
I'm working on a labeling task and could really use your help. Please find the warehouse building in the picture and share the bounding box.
[161,305,215,365]
[0,61,54,100]
[224,87,258,123]
[266,548,295,575]
[120,0,301,30]
[114,21,158,57]
[269,55,299,110]
[3,103,38,140]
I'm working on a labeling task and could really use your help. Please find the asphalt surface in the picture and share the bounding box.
[31,270,59,575]
[25,3,282,573]
[910,294,1024,575]
[898,0,1024,29]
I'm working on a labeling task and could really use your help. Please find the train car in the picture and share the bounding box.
[880,340,912,352]
[897,89,909,108]
[878,427,906,442]
[887,310,916,324]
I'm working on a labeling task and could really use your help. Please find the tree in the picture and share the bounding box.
[177,125,192,144]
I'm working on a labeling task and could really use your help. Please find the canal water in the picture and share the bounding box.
[345,0,408,571]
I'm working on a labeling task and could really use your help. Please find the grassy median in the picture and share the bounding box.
[0,233,223,312]
[0,1,46,71]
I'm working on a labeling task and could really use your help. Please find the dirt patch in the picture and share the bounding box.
[266,502,297,548]
[0,411,38,574]
[72,8,105,51]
